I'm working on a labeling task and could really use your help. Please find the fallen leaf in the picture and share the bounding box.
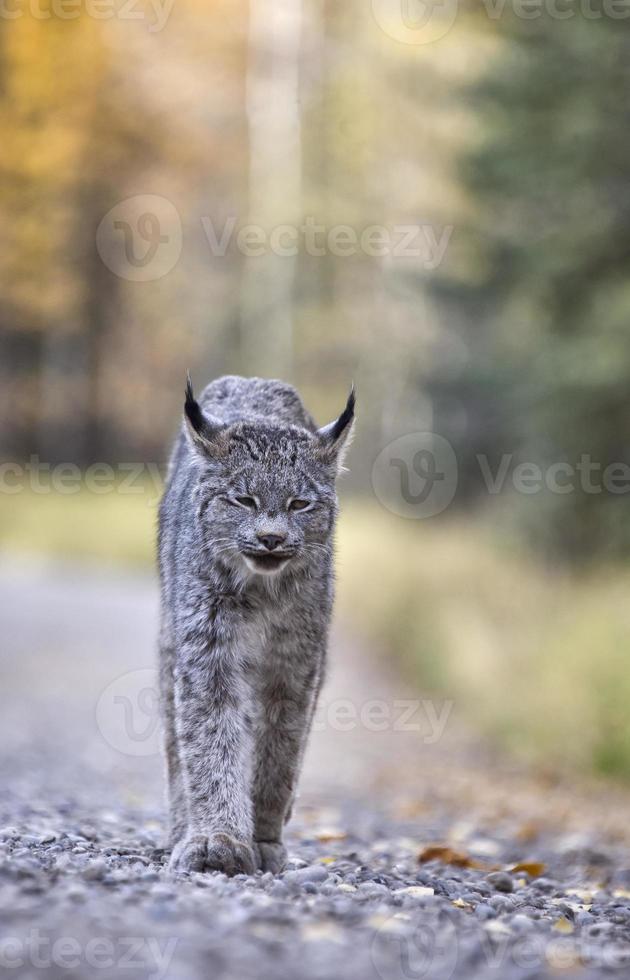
[553,917,574,934]
[418,844,486,870]
[315,829,347,843]
[452,898,472,910]
[509,861,546,878]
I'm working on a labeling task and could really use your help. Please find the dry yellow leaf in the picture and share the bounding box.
[553,917,574,934]
[418,844,486,870]
[315,829,348,843]
[509,861,546,878]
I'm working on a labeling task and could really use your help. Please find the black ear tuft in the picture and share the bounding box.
[183,374,227,457]
[316,384,356,472]
[330,385,355,442]
[184,373,205,437]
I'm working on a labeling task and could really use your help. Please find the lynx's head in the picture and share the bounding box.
[183,381,355,578]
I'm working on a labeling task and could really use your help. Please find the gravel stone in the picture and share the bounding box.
[486,871,514,893]
[3,563,630,980]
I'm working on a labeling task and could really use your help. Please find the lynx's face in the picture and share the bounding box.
[184,389,354,579]
[207,437,336,576]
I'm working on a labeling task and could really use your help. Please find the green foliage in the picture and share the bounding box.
[338,504,630,780]
[429,15,630,560]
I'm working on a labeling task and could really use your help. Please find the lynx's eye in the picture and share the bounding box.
[288,499,311,512]
[234,495,258,510]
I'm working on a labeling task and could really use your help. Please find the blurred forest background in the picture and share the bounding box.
[2,1,630,778]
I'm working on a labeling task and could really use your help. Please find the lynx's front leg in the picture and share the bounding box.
[169,608,257,875]
[252,636,326,874]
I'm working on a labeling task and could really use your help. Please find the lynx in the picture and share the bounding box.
[158,375,355,875]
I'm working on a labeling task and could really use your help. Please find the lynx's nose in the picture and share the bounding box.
[257,533,286,551]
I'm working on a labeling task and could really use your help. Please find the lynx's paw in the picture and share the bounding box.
[169,833,208,873]
[169,832,256,876]
[254,840,288,874]
[205,833,257,876]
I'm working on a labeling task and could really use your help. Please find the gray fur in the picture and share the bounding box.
[158,375,355,875]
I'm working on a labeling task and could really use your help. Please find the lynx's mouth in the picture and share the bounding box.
[242,551,293,575]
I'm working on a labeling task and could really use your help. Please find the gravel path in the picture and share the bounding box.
[2,558,630,979]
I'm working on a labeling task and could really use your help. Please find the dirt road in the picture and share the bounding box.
[1,557,630,979]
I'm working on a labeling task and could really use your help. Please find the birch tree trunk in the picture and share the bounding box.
[240,0,303,378]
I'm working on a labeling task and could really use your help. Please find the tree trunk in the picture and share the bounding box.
[240,0,303,378]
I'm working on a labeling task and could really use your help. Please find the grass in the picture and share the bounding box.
[0,481,158,567]
[337,502,630,779]
[4,483,630,779]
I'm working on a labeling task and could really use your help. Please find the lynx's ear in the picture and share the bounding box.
[315,385,356,473]
[184,376,228,458]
